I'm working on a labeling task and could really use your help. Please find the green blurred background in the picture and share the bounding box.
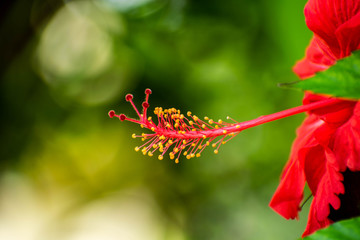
[0,0,313,239]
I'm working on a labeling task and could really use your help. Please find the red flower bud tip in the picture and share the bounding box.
[142,102,150,109]
[125,94,133,102]
[119,114,126,121]
[145,88,152,95]
[109,89,345,163]
[108,110,116,118]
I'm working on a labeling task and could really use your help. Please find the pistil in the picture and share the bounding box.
[109,89,348,163]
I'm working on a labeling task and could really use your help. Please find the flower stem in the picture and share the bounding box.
[236,98,343,130]
[161,98,345,139]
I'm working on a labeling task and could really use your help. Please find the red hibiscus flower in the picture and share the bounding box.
[269,0,360,237]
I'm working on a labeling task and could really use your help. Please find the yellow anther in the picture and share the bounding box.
[192,129,196,132]
[209,119,214,124]
[168,140,173,144]
[143,151,147,155]
[202,124,206,129]
[148,117,152,121]
[151,127,155,131]
[215,125,219,129]
[141,124,144,128]
[170,154,175,160]
[165,143,170,147]
[186,155,191,159]
[174,148,179,153]
[158,155,163,160]
[180,114,184,119]
[192,143,196,147]
[190,153,195,158]
[214,149,219,154]
[142,133,146,137]
[196,153,201,157]
[206,141,210,146]
[153,144,158,148]
[159,135,165,140]
[132,133,136,139]
[189,121,194,125]
[174,123,179,128]
[181,145,185,149]
[202,135,206,139]
[159,148,164,153]
[204,116,209,120]
[135,147,140,152]
[164,109,168,113]
[166,123,171,128]
[218,119,223,124]
[236,125,240,128]
[187,111,192,116]
[184,151,188,156]
[142,138,145,141]
[193,116,199,121]
[183,140,187,144]
[198,145,202,149]
[148,152,153,157]
[222,141,226,144]
[223,130,227,134]
[142,147,147,152]
[212,143,216,148]
[229,133,235,136]
[175,158,179,164]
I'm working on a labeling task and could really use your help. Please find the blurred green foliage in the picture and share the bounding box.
[0,0,312,239]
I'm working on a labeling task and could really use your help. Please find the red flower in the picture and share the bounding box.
[270,0,360,236]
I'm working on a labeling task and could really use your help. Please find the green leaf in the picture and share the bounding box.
[301,217,360,240]
[291,50,360,100]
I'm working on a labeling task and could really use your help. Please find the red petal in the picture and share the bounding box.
[269,115,320,219]
[302,200,332,237]
[304,0,360,58]
[336,11,360,57]
[302,93,356,121]
[304,145,326,195]
[333,102,360,171]
[293,37,335,79]
[302,147,344,236]
[269,158,305,219]
[312,160,344,219]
